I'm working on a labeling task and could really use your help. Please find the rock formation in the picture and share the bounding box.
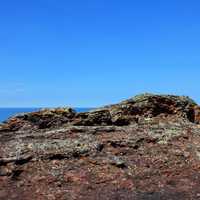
[1,93,200,199]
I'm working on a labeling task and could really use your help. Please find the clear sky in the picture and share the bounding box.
[1,0,200,107]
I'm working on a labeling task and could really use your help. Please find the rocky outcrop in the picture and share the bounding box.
[106,93,197,125]
[0,107,76,131]
[1,93,198,132]
[1,93,200,199]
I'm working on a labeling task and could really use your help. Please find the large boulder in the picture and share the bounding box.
[106,93,197,125]
[73,93,198,126]
[1,107,76,131]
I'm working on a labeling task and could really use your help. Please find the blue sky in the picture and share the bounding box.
[1,0,200,107]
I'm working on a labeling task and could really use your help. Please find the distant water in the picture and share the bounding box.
[0,108,93,123]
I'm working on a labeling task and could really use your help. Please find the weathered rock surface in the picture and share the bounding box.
[1,93,200,199]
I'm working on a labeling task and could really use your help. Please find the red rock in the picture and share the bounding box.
[0,94,200,199]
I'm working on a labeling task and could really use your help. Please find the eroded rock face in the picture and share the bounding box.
[73,109,112,126]
[107,93,197,125]
[1,93,200,200]
[194,106,200,124]
[0,107,76,131]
